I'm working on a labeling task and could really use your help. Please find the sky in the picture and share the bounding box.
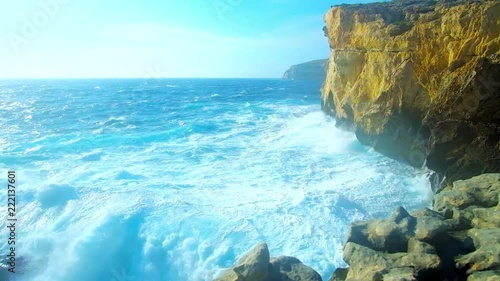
[0,0,378,78]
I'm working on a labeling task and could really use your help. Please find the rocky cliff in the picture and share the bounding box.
[212,1,500,281]
[283,59,328,81]
[321,0,500,182]
[212,174,500,281]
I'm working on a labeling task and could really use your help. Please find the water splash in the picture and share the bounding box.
[0,79,432,281]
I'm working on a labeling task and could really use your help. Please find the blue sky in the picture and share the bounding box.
[0,0,377,78]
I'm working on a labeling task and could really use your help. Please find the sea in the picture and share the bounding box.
[0,78,432,281]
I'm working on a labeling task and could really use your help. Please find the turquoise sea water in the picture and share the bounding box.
[0,79,432,281]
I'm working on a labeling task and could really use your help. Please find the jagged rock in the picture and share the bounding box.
[321,0,500,277]
[321,0,500,182]
[467,270,500,281]
[346,207,415,253]
[342,241,441,281]
[468,228,500,247]
[434,174,500,213]
[472,207,500,229]
[341,209,451,280]
[393,252,441,270]
[456,229,500,274]
[347,206,463,251]
[214,243,270,281]
[213,243,322,281]
[269,256,322,281]
[376,267,416,281]
[407,239,436,254]
[410,208,443,219]
[328,268,348,281]
[457,246,500,273]
[343,242,394,280]
[414,215,458,241]
[448,206,475,229]
[434,173,500,233]
[330,174,500,281]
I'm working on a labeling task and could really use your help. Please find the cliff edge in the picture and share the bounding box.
[283,59,328,81]
[321,0,500,182]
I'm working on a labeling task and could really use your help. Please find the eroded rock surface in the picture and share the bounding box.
[269,256,323,281]
[214,243,322,281]
[321,0,500,182]
[331,174,500,281]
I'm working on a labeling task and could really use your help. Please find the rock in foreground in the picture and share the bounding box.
[331,173,500,281]
[213,243,322,281]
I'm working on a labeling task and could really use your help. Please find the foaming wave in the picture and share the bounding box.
[0,79,432,281]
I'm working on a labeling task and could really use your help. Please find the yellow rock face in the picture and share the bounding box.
[321,0,500,181]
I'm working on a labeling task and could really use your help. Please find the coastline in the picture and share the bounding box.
[213,0,499,280]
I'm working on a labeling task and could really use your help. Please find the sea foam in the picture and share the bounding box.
[0,79,432,281]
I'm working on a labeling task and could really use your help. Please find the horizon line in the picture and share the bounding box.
[0,77,287,80]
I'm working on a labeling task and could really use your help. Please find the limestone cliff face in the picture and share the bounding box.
[321,0,500,182]
[283,59,328,81]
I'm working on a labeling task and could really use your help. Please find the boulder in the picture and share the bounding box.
[346,207,415,253]
[328,268,348,281]
[330,174,500,281]
[376,267,416,281]
[456,229,500,274]
[343,242,394,280]
[213,243,322,281]
[341,241,441,281]
[434,174,500,213]
[472,207,500,229]
[467,270,500,281]
[269,256,322,281]
[214,243,270,281]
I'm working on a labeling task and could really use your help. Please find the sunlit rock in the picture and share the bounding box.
[321,0,500,182]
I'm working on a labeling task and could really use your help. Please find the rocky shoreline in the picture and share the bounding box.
[331,173,500,281]
[213,243,322,281]
[212,0,499,280]
[212,174,499,281]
